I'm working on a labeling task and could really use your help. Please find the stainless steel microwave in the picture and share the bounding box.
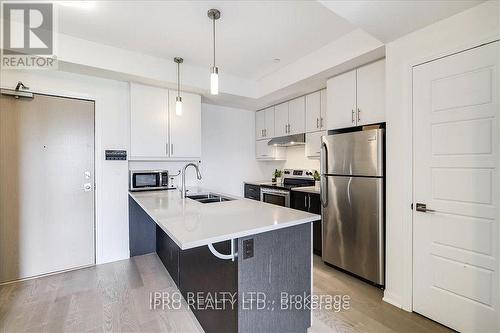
[129,170,169,191]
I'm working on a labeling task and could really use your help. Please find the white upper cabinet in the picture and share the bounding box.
[326,70,357,130]
[305,90,327,133]
[264,107,275,138]
[320,89,327,129]
[288,96,305,135]
[255,139,286,160]
[130,83,169,158]
[356,59,385,126]
[326,59,385,130]
[130,83,201,160]
[305,131,326,158]
[256,107,275,140]
[256,109,266,140]
[168,90,201,158]
[274,102,289,137]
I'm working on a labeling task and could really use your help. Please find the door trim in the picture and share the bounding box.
[0,87,97,272]
[403,35,500,313]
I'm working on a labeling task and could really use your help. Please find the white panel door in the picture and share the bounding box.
[288,96,305,135]
[264,106,275,138]
[169,90,201,158]
[256,109,266,140]
[0,94,95,283]
[130,83,168,158]
[413,41,499,332]
[326,70,356,130]
[274,102,289,137]
[305,91,321,133]
[357,59,385,126]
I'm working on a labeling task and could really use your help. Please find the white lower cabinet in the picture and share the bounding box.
[256,140,286,160]
[305,131,326,158]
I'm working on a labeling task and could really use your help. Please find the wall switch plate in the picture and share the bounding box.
[243,239,254,259]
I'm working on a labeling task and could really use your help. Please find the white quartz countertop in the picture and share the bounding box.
[290,186,321,194]
[129,188,320,250]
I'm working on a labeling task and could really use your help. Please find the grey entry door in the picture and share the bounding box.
[0,93,95,283]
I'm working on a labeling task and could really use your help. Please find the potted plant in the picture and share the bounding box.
[313,170,320,187]
[273,169,283,184]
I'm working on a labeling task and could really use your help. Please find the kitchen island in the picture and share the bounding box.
[129,188,320,333]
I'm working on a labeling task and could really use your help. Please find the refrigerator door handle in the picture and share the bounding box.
[320,142,328,207]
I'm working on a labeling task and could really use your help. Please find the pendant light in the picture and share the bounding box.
[174,57,183,115]
[207,9,220,95]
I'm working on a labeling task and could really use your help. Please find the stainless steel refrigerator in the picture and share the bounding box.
[320,129,384,285]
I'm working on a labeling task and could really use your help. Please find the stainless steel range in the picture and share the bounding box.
[260,169,316,207]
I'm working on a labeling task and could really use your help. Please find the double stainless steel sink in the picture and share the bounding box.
[186,193,234,204]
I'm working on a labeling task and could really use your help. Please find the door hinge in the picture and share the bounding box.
[410,203,413,210]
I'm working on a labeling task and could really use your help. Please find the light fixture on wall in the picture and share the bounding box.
[207,8,220,95]
[174,57,183,116]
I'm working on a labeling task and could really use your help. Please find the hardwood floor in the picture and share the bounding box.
[0,254,451,333]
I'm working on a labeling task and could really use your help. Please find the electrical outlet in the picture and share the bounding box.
[243,239,254,259]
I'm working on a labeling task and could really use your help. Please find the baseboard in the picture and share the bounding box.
[382,290,403,309]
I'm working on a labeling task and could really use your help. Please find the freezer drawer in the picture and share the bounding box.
[322,175,384,285]
[321,129,384,177]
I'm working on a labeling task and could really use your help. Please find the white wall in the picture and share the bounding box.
[200,104,283,196]
[384,0,500,310]
[283,146,320,171]
[0,69,130,265]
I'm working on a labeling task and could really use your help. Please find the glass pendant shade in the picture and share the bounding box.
[210,67,219,95]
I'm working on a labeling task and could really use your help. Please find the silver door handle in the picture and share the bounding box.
[351,109,355,123]
[171,144,174,156]
[166,143,169,156]
[308,195,311,209]
[320,117,323,128]
[357,108,361,123]
[304,195,307,208]
[320,143,328,207]
[415,203,435,213]
[316,118,319,128]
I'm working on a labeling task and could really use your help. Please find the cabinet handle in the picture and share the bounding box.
[320,117,323,128]
[288,124,291,133]
[304,195,307,208]
[166,143,169,156]
[357,108,361,123]
[308,195,311,210]
[171,144,174,156]
[352,109,355,123]
[264,129,267,137]
[316,118,319,128]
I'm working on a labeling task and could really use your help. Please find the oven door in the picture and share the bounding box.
[260,188,290,207]
[130,172,161,190]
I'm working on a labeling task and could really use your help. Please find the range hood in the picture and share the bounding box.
[267,134,305,147]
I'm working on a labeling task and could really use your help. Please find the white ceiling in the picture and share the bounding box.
[57,0,356,80]
[319,0,485,43]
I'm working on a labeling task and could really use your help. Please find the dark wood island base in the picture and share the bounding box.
[129,196,312,333]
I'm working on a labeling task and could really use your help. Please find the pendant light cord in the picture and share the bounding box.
[177,62,180,98]
[212,17,216,68]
